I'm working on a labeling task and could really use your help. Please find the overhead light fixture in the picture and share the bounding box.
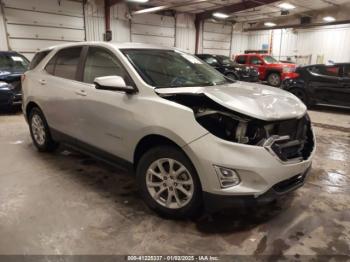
[213,12,229,19]
[264,22,276,27]
[278,3,296,10]
[323,16,336,22]
[127,0,149,3]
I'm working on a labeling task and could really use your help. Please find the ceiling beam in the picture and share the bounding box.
[244,19,350,31]
[196,0,280,21]
[132,0,209,15]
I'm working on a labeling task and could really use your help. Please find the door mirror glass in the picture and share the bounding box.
[94,76,136,94]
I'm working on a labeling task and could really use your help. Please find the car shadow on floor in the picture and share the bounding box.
[33,144,295,233]
[310,105,350,114]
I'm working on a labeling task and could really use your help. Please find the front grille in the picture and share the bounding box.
[268,115,314,162]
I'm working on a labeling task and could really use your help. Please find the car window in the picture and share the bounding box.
[203,57,219,65]
[45,47,82,80]
[236,56,246,64]
[343,65,350,77]
[122,49,230,88]
[83,47,130,84]
[323,66,340,77]
[263,55,278,64]
[250,56,262,65]
[29,51,50,70]
[0,53,29,71]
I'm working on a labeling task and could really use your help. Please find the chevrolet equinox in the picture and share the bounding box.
[22,42,315,218]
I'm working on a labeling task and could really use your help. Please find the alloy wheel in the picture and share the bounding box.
[146,158,194,209]
[31,114,46,146]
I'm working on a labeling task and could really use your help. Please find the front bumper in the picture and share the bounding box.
[203,166,311,212]
[183,131,315,204]
[281,72,299,81]
[0,90,22,107]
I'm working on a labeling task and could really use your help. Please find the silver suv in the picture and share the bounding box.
[22,42,315,218]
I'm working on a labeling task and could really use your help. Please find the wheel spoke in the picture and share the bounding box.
[168,159,175,174]
[157,160,167,175]
[174,166,186,177]
[173,190,182,207]
[177,185,191,197]
[154,186,167,199]
[176,179,192,185]
[148,169,163,180]
[147,181,163,188]
[166,191,173,207]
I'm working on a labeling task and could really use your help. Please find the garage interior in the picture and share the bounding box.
[0,0,350,258]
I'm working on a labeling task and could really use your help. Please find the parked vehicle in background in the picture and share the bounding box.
[0,51,29,109]
[22,42,315,218]
[282,63,350,108]
[234,53,298,87]
[197,54,259,82]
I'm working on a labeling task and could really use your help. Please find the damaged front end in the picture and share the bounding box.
[161,93,314,163]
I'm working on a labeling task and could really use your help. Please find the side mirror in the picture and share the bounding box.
[94,76,136,94]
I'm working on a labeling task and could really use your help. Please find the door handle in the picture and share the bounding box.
[39,79,46,85]
[75,90,87,97]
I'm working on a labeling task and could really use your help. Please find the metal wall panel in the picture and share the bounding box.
[202,22,232,56]
[2,0,85,60]
[131,14,175,47]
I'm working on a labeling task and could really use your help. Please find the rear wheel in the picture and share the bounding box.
[136,146,202,219]
[267,73,281,87]
[29,107,59,152]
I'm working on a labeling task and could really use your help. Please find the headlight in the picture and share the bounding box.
[0,81,11,90]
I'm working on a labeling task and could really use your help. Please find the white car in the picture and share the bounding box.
[22,42,315,218]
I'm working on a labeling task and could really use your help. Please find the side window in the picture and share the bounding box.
[250,56,262,65]
[323,66,340,77]
[45,47,82,80]
[343,65,350,77]
[236,56,246,64]
[0,55,12,70]
[83,47,129,84]
[204,57,219,65]
[29,51,50,70]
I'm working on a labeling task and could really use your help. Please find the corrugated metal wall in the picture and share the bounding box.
[202,21,232,56]
[175,13,195,53]
[1,0,85,60]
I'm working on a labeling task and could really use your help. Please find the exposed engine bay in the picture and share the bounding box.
[161,93,314,162]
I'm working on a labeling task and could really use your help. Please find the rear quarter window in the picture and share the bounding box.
[29,51,50,70]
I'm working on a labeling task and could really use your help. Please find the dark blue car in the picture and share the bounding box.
[0,51,29,109]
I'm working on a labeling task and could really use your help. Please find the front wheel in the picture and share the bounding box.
[29,107,59,152]
[267,73,281,87]
[136,146,202,219]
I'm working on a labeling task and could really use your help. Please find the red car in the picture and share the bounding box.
[234,54,298,87]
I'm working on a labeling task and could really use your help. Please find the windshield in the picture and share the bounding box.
[122,49,231,88]
[263,55,278,64]
[0,53,29,72]
[217,56,235,66]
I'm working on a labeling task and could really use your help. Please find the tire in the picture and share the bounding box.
[289,88,311,108]
[29,107,59,152]
[226,73,239,81]
[267,72,281,87]
[136,146,202,219]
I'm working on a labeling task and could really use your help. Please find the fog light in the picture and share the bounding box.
[214,166,240,188]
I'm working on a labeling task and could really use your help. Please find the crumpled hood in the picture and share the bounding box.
[155,81,306,121]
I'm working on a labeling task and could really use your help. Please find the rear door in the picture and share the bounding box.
[40,46,84,138]
[249,55,265,80]
[337,64,350,107]
[307,65,343,105]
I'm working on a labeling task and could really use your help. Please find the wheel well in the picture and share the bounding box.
[266,70,281,79]
[26,102,40,117]
[133,135,183,167]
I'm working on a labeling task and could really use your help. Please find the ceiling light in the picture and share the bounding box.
[213,12,229,19]
[278,3,296,10]
[323,16,336,22]
[127,0,149,3]
[264,22,276,27]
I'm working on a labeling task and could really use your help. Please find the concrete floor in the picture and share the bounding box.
[0,106,349,257]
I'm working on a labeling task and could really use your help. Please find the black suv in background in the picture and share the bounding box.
[282,63,350,108]
[196,54,259,82]
[0,51,29,109]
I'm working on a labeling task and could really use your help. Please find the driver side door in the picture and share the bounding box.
[73,46,137,160]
